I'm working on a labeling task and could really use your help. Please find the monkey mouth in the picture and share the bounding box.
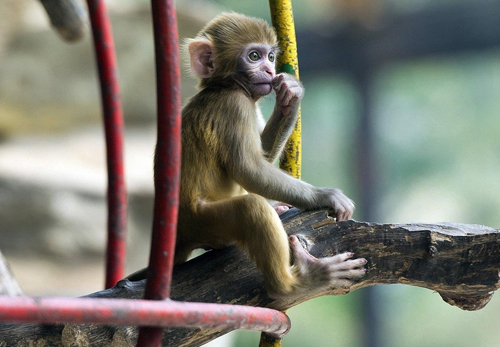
[252,81,273,89]
[253,81,273,86]
[252,83,273,96]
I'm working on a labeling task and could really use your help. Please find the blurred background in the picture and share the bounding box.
[1,0,500,346]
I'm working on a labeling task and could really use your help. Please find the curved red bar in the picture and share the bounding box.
[86,0,128,289]
[137,0,182,344]
[143,0,182,302]
[0,297,291,339]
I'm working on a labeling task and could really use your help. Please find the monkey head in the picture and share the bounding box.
[186,12,279,99]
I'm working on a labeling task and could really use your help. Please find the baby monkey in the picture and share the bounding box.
[175,13,365,299]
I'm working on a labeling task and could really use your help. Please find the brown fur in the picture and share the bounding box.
[174,13,365,299]
[191,12,278,84]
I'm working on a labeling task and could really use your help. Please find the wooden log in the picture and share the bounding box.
[1,208,499,346]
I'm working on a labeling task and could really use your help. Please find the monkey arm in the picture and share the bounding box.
[261,73,303,163]
[234,159,318,209]
[223,124,318,209]
[260,105,297,163]
[219,102,351,213]
[226,135,354,220]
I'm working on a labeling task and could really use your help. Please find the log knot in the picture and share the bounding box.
[428,245,439,258]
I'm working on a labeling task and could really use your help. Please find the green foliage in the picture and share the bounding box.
[376,50,500,226]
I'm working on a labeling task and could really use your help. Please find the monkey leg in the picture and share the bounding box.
[195,194,366,299]
[195,194,297,296]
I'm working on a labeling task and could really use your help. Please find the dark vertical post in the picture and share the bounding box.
[86,0,128,289]
[354,67,381,347]
[136,0,181,345]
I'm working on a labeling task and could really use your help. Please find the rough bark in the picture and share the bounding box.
[1,208,500,346]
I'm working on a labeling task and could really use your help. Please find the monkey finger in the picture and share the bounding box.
[325,251,354,264]
[339,207,351,221]
[281,90,295,107]
[346,209,354,220]
[331,257,367,271]
[271,74,285,88]
[273,83,284,97]
[277,83,289,102]
[334,196,354,221]
[322,254,366,272]
[278,94,290,108]
[341,201,354,220]
[332,268,367,280]
[334,206,347,221]
[344,197,355,211]
[278,86,297,107]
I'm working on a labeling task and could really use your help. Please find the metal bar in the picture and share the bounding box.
[86,0,128,289]
[269,0,302,179]
[0,297,291,339]
[137,0,182,344]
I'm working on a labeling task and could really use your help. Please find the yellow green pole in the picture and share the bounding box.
[260,5,299,347]
[269,0,301,180]
[259,332,286,347]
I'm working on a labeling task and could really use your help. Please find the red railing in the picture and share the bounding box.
[136,0,182,344]
[0,297,290,337]
[0,0,291,345]
[87,0,128,289]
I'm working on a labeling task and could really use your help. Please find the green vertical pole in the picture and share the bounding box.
[269,0,301,179]
[259,2,300,346]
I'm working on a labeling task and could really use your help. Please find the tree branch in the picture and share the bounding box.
[1,208,499,346]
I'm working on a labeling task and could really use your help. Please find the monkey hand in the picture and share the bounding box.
[272,73,304,117]
[316,188,355,221]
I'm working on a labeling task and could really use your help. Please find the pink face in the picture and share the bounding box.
[239,44,277,97]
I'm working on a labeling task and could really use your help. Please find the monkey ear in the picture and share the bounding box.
[188,39,215,78]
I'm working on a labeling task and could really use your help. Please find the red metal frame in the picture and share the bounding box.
[0,1,293,345]
[0,297,290,338]
[87,0,128,289]
[136,0,182,344]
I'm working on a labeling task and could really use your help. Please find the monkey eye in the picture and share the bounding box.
[268,52,275,62]
[248,51,260,62]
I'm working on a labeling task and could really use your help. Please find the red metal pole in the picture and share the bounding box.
[86,0,128,289]
[137,0,181,344]
[0,297,290,339]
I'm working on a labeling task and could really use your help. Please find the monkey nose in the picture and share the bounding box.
[263,64,275,77]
